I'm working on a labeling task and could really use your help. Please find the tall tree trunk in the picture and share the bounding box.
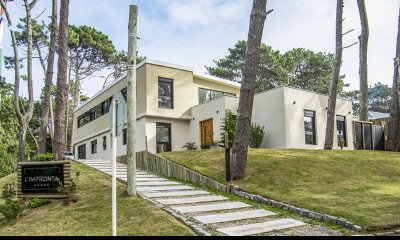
[357,0,369,122]
[387,7,400,152]
[53,0,70,161]
[73,60,81,109]
[70,62,80,154]
[38,0,58,154]
[17,124,28,162]
[324,0,344,150]
[66,61,74,151]
[232,0,268,180]
[1,0,37,162]
[126,5,138,197]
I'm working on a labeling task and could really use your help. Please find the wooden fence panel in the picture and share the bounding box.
[136,151,227,193]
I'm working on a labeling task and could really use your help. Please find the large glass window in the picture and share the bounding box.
[90,104,103,121]
[336,115,347,147]
[304,110,316,145]
[78,97,112,128]
[156,123,171,153]
[198,88,236,104]
[78,116,85,128]
[158,78,174,109]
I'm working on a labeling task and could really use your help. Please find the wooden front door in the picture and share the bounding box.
[200,119,214,144]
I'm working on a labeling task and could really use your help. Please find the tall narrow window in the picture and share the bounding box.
[304,110,316,145]
[156,123,171,153]
[158,78,173,109]
[336,116,347,147]
[91,140,97,154]
[123,129,127,145]
[103,136,107,150]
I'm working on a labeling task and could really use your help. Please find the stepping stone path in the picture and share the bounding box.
[77,159,307,236]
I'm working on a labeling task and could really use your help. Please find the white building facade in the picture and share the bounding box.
[73,60,354,160]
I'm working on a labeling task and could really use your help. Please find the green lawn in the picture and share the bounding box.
[161,149,400,231]
[0,162,196,236]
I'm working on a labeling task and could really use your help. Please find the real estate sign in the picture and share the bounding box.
[18,161,71,199]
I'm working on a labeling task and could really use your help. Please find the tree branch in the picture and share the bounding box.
[342,42,358,50]
[30,0,39,9]
[34,8,47,20]
[342,29,355,36]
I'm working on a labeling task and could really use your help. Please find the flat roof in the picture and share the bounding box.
[74,59,241,113]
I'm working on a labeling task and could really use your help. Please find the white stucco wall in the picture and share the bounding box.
[190,96,239,149]
[282,87,354,150]
[144,117,191,153]
[252,88,287,149]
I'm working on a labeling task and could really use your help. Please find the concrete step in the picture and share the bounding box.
[137,186,194,192]
[156,196,228,205]
[136,181,181,186]
[193,209,277,224]
[172,202,251,214]
[142,191,210,198]
[217,218,306,236]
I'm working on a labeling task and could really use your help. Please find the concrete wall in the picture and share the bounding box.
[252,88,287,149]
[190,96,239,149]
[72,65,147,146]
[145,64,194,119]
[145,117,191,153]
[282,87,354,150]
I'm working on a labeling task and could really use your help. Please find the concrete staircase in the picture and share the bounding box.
[78,160,306,236]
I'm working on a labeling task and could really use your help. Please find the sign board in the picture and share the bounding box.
[21,164,63,194]
[109,91,126,137]
[18,161,71,199]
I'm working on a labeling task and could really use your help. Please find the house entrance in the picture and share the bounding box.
[78,144,86,159]
[200,119,214,144]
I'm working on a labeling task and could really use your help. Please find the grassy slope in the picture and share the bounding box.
[0,162,195,236]
[161,149,400,230]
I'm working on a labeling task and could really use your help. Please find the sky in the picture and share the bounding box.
[2,0,399,100]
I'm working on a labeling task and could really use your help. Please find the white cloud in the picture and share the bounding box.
[2,0,399,99]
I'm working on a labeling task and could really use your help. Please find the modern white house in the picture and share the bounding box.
[72,59,354,160]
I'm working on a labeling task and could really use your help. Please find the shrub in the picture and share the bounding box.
[57,171,80,205]
[2,183,16,200]
[250,123,265,148]
[200,141,212,150]
[27,198,50,209]
[33,153,54,162]
[0,183,21,220]
[220,110,236,148]
[182,142,197,151]
[0,199,22,220]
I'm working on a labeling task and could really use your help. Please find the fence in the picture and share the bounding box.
[135,151,228,193]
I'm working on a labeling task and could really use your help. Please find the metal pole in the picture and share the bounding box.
[126,5,137,197]
[225,131,231,193]
[112,100,117,236]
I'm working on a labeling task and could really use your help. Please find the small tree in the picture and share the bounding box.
[220,109,237,148]
[250,123,265,148]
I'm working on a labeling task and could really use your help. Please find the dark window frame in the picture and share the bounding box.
[156,122,172,153]
[121,88,127,102]
[91,140,98,154]
[78,144,86,159]
[77,97,113,129]
[336,115,348,147]
[158,77,174,109]
[198,88,236,104]
[103,136,107,151]
[123,129,127,145]
[304,110,317,145]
